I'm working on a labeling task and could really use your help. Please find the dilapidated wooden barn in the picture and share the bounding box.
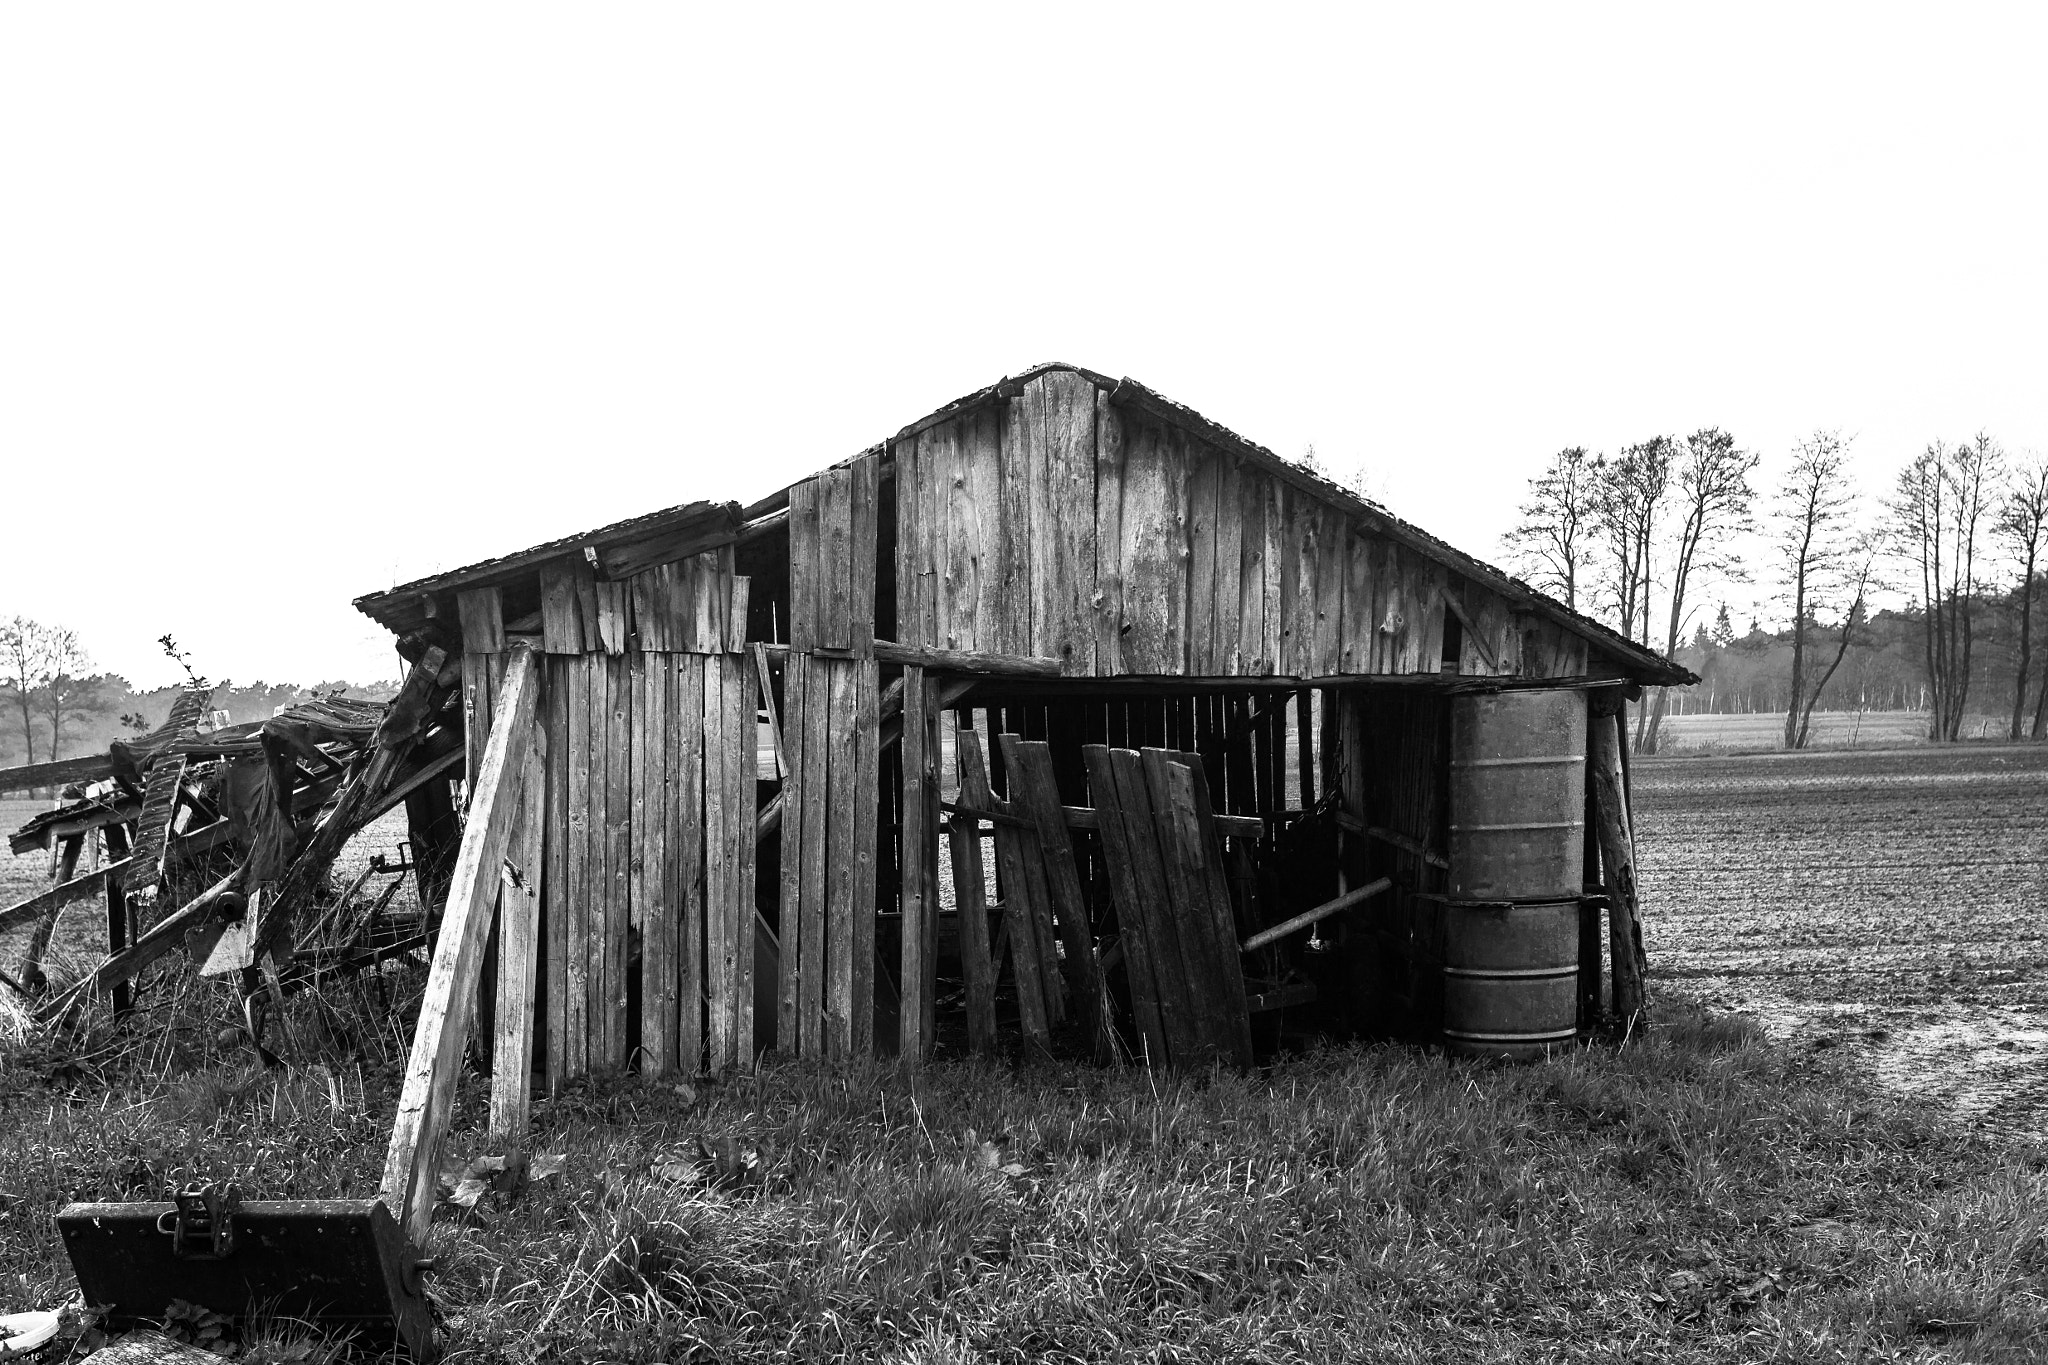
[352,361,1693,1209]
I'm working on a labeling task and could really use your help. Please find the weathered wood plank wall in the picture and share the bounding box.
[461,544,756,1089]
[891,372,1591,681]
[780,453,884,1063]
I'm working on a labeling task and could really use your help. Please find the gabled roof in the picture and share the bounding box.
[352,362,1694,686]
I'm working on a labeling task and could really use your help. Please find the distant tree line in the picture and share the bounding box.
[1504,432,2048,749]
[0,617,396,769]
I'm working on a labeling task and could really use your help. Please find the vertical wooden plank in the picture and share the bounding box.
[594,581,629,656]
[677,656,706,1073]
[1101,747,1198,1066]
[824,659,857,1062]
[543,657,569,1091]
[1171,754,1257,1066]
[1296,690,1316,809]
[1018,377,1054,661]
[850,653,880,1058]
[848,452,879,639]
[818,467,853,651]
[1210,452,1243,676]
[798,655,830,1058]
[1093,390,1126,674]
[701,653,731,1069]
[898,665,932,1063]
[1237,472,1268,676]
[891,439,919,648]
[1185,442,1220,676]
[639,652,674,1074]
[1284,492,1316,677]
[934,419,972,651]
[965,408,1006,656]
[729,648,756,1069]
[997,394,1035,655]
[1082,745,1162,1061]
[1313,504,1346,675]
[777,653,807,1052]
[1119,421,1190,674]
[628,571,662,653]
[489,711,546,1144]
[604,654,632,1067]
[950,727,998,1053]
[458,586,505,655]
[540,563,586,654]
[1043,369,1098,673]
[1342,530,1375,673]
[789,479,819,651]
[563,655,591,1078]
[999,737,1105,1050]
[1262,479,1286,675]
[1408,548,1448,675]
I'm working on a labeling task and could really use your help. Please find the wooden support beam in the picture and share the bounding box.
[381,645,540,1248]
[0,753,114,796]
[1588,707,1646,1022]
[763,640,1059,680]
[897,666,938,1064]
[1241,877,1391,952]
[948,728,998,1055]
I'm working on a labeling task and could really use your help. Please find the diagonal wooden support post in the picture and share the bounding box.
[381,644,540,1248]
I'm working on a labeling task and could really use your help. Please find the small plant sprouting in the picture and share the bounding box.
[158,633,210,689]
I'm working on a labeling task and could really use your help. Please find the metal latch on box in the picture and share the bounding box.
[156,1182,240,1260]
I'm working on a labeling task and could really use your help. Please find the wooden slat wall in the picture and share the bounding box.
[779,454,884,1063]
[889,377,1594,681]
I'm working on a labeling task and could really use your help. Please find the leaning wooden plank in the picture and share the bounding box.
[850,653,880,1058]
[489,714,549,1144]
[0,859,131,937]
[381,645,540,1248]
[777,652,808,1052]
[898,666,933,1063]
[999,736,1104,1049]
[950,728,999,1054]
[1146,751,1254,1068]
[1095,747,1192,1065]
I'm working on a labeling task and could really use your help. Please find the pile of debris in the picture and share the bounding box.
[0,627,468,1050]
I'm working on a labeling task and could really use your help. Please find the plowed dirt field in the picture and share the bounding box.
[1633,742,2048,1138]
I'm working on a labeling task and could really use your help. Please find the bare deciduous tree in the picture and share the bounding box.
[1591,437,1674,647]
[1889,435,2001,741]
[1641,428,1757,752]
[1,616,61,766]
[35,629,105,761]
[1995,454,2048,739]
[1775,432,1862,748]
[1503,446,1598,611]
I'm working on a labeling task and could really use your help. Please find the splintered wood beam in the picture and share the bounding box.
[381,645,541,1247]
[870,641,1062,677]
[1241,877,1392,952]
[0,753,115,795]
[37,870,243,1025]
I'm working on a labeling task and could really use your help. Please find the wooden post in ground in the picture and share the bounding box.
[382,644,540,1248]
[1588,701,1645,1023]
[898,666,938,1064]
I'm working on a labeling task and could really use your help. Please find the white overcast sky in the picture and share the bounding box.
[3,5,2043,688]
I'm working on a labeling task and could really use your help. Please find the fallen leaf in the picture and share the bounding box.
[530,1153,567,1183]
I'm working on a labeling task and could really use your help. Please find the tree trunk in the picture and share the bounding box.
[2013,550,2037,741]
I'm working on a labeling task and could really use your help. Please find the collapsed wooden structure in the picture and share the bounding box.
[342,363,1690,1224]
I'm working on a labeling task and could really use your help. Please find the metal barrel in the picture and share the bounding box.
[1447,688,1587,902]
[1440,898,1580,1060]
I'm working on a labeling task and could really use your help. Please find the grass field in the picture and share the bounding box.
[1656,710,1938,752]
[2,753,2046,1361]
